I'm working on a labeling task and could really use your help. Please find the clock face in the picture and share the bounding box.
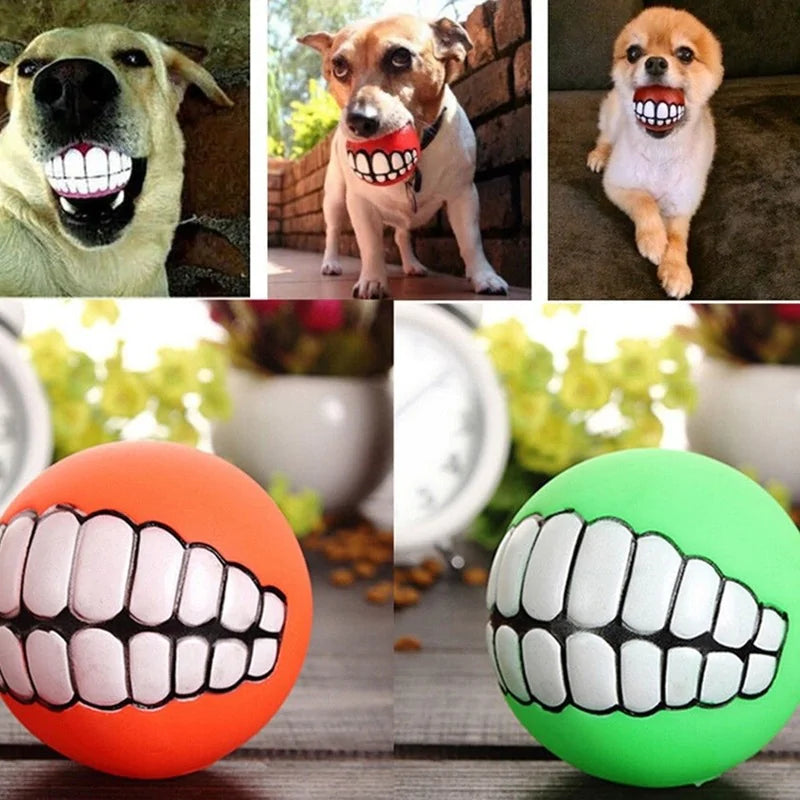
[394,305,510,556]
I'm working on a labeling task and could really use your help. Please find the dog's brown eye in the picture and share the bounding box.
[115,49,151,68]
[626,45,644,63]
[676,46,694,64]
[17,60,45,79]
[389,47,413,71]
[331,56,350,81]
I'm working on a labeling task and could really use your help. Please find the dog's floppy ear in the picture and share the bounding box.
[297,32,334,54]
[0,40,26,85]
[430,18,472,63]
[158,42,233,107]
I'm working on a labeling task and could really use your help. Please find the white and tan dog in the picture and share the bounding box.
[0,24,232,297]
[300,15,509,298]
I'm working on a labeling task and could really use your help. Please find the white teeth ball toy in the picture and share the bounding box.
[345,124,420,186]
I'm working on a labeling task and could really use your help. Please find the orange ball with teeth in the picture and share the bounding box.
[0,441,313,779]
[346,123,420,186]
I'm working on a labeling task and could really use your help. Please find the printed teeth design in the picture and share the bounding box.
[347,148,417,184]
[44,146,132,201]
[633,100,685,128]
[0,507,286,711]
[486,511,788,716]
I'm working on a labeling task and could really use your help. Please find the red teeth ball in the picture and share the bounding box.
[345,124,420,187]
[632,86,686,132]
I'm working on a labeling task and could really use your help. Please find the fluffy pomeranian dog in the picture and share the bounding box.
[587,7,723,298]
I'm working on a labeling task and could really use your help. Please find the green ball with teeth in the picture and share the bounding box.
[486,448,800,788]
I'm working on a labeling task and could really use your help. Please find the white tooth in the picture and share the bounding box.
[657,119,664,126]
[566,632,617,711]
[375,174,387,183]
[47,177,60,191]
[175,636,209,696]
[22,509,80,618]
[700,652,743,705]
[364,175,374,183]
[177,546,224,627]
[0,627,34,700]
[59,197,78,215]
[486,522,513,610]
[118,168,132,188]
[643,100,655,117]
[398,166,407,175]
[70,628,127,707]
[495,516,540,618]
[0,514,35,616]
[129,632,171,706]
[636,101,644,114]
[248,638,278,678]
[57,179,70,195]
[622,533,682,634]
[220,566,260,633]
[371,151,390,175]
[108,150,122,174]
[63,148,85,179]
[391,152,404,169]
[404,151,413,164]
[121,154,132,171]
[741,654,777,696]
[347,151,355,168]
[567,518,632,628]
[387,171,397,181]
[53,156,64,179]
[656,102,669,119]
[521,512,582,621]
[129,525,185,626]
[70,515,134,624]
[75,178,90,194]
[85,147,108,178]
[25,630,73,707]
[486,624,507,693]
[670,103,677,117]
[355,153,370,174]
[620,639,662,713]
[713,580,758,648]
[755,608,786,652]
[412,152,418,163]
[65,176,79,194]
[209,639,249,690]
[111,191,125,210]
[665,646,702,707]
[88,176,109,194]
[259,591,285,633]
[521,628,566,708]
[44,161,54,177]
[669,558,720,639]
[494,624,530,702]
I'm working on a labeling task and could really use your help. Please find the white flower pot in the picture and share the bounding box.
[212,370,393,511]
[687,358,800,499]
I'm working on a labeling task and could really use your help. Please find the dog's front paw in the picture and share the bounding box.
[402,259,428,277]
[658,254,693,299]
[352,278,390,299]
[321,259,343,276]
[635,223,668,265]
[586,147,609,173]
[471,271,509,295]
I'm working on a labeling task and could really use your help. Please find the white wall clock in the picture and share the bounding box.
[0,301,53,512]
[394,303,510,563]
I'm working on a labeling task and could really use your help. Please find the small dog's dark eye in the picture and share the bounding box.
[17,60,44,79]
[331,56,350,81]
[626,45,644,63]
[115,49,151,68]
[676,46,694,64]
[389,47,413,70]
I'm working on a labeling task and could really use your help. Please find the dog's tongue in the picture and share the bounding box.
[345,124,420,187]
[632,86,686,132]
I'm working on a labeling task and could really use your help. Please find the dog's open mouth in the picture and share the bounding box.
[345,124,420,187]
[633,86,686,138]
[43,143,147,247]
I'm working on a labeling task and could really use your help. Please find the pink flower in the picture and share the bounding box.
[297,301,345,332]
[774,305,800,322]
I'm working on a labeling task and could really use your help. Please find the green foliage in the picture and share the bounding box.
[287,79,340,157]
[24,301,232,461]
[470,311,697,550]
[267,474,324,538]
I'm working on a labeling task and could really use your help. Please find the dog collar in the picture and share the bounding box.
[410,107,447,197]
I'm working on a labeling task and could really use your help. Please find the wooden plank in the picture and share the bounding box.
[395,649,800,753]
[0,757,391,799]
[394,758,800,799]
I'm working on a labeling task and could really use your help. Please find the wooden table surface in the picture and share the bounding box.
[0,550,393,799]
[394,545,800,799]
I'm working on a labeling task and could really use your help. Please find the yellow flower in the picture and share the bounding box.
[24,330,71,383]
[199,379,232,420]
[81,300,119,327]
[516,413,577,475]
[52,401,91,442]
[610,339,663,395]
[100,371,148,418]
[165,416,200,447]
[560,362,611,411]
[510,390,551,439]
[479,320,533,379]
[147,348,199,404]
[620,412,664,448]
[541,303,581,318]
[662,376,697,411]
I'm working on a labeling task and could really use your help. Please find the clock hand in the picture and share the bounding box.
[396,370,453,418]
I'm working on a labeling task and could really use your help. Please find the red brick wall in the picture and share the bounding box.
[269,0,531,288]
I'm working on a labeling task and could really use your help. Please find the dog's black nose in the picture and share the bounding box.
[346,105,380,138]
[644,56,668,77]
[33,59,119,131]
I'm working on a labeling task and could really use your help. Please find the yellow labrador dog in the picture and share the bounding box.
[0,24,232,296]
